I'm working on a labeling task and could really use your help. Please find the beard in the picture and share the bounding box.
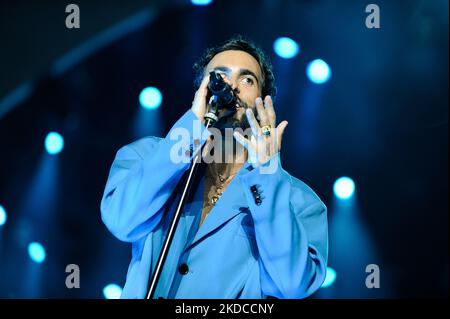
[213,98,254,135]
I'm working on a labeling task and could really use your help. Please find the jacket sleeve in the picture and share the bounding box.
[236,153,328,299]
[100,109,210,242]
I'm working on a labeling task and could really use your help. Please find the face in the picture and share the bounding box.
[204,50,263,132]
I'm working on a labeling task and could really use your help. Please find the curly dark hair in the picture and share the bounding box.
[193,35,277,99]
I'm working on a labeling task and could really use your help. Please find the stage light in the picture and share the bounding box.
[273,37,299,59]
[45,132,64,155]
[103,283,123,299]
[321,267,337,288]
[191,0,213,5]
[0,205,6,226]
[306,59,332,84]
[333,177,355,199]
[28,242,46,263]
[139,87,162,110]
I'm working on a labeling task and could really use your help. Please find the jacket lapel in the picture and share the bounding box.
[183,167,250,252]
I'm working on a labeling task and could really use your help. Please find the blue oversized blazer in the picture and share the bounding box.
[100,109,328,299]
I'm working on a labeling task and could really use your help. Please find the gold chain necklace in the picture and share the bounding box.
[205,164,239,206]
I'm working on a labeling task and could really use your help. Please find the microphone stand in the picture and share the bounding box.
[146,96,221,299]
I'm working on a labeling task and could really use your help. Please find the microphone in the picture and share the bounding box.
[208,71,236,108]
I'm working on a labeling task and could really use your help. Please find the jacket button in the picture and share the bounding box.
[178,263,189,275]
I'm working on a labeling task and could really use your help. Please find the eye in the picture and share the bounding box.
[241,76,255,86]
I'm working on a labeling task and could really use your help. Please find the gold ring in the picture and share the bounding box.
[261,125,271,136]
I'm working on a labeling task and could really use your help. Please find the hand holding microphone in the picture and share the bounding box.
[191,71,236,125]
[207,71,236,108]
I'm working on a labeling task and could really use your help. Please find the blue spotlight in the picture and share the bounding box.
[0,205,7,226]
[306,59,332,84]
[191,0,213,5]
[321,267,337,288]
[103,283,123,299]
[273,37,299,59]
[45,132,64,155]
[28,242,46,263]
[139,87,162,110]
[333,177,355,200]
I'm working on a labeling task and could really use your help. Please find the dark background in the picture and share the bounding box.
[0,0,448,298]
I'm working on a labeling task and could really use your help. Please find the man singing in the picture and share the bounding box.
[100,36,328,299]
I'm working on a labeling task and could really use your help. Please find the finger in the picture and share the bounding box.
[233,131,251,150]
[246,108,261,137]
[270,127,277,155]
[198,75,210,97]
[250,134,256,145]
[192,75,210,107]
[255,97,269,126]
[200,74,210,89]
[264,95,276,127]
[276,121,288,151]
